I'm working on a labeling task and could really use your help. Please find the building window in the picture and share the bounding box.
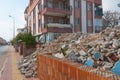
[95,26,102,31]
[48,0,53,8]
[64,2,68,10]
[95,4,103,16]
[75,18,80,25]
[88,3,92,11]
[38,20,41,26]
[38,20,41,32]
[88,19,92,27]
[54,33,61,39]
[59,19,64,24]
[33,23,36,34]
[95,19,102,26]
[95,19,103,31]
[75,1,80,8]
[48,17,53,23]
[58,2,63,9]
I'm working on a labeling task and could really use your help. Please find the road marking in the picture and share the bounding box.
[0,57,8,78]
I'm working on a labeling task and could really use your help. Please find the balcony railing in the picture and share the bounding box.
[42,4,72,11]
[47,23,72,28]
[42,23,72,29]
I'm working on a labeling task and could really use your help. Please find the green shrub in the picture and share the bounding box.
[12,32,36,48]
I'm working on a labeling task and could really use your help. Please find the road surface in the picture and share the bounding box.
[0,45,9,55]
[0,45,9,70]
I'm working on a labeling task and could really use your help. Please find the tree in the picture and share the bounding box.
[103,11,120,29]
[12,32,36,48]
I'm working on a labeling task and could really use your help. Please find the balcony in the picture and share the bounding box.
[94,0,102,4]
[95,5,103,16]
[41,23,72,33]
[47,23,72,28]
[41,4,72,16]
[95,26,102,33]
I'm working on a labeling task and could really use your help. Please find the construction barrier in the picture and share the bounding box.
[37,54,114,80]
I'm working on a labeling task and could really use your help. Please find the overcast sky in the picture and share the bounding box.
[0,0,120,41]
[0,0,29,41]
[102,0,120,11]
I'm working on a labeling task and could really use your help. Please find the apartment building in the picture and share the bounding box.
[17,27,28,34]
[24,0,103,43]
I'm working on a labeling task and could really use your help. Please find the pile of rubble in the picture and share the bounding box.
[18,50,38,78]
[18,27,120,79]
[39,27,120,78]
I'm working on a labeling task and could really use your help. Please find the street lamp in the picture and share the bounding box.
[9,15,15,39]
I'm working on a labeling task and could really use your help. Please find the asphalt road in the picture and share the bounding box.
[0,45,9,55]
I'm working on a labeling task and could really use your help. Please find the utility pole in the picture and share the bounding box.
[9,15,15,39]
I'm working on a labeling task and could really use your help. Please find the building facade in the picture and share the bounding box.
[24,0,103,43]
[17,27,28,34]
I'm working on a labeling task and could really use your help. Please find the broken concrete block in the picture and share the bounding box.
[88,48,93,53]
[117,49,120,54]
[77,56,87,63]
[53,53,64,58]
[79,50,87,56]
[65,50,75,58]
[109,32,115,40]
[21,61,30,68]
[112,39,120,48]
[25,71,33,78]
[102,42,110,48]
[102,62,113,70]
[70,55,78,61]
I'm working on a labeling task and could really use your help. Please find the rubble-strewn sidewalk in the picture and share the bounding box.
[0,46,38,80]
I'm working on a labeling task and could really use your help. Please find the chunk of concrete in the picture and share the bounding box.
[53,53,64,58]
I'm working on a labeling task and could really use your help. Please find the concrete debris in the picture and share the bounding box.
[53,53,64,58]
[102,62,113,70]
[18,50,39,78]
[112,39,120,48]
[37,27,120,79]
[79,50,87,56]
